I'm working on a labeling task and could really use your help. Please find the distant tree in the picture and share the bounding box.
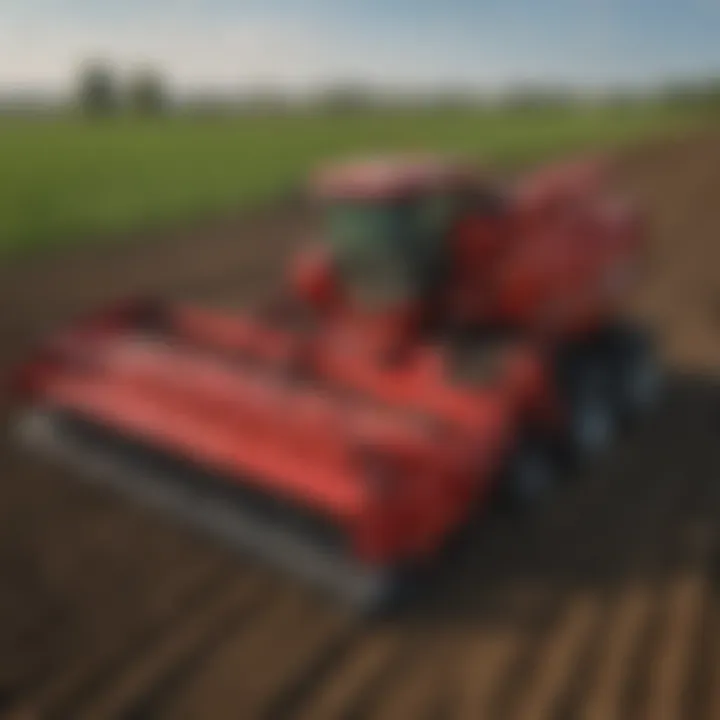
[319,82,377,113]
[241,87,291,115]
[128,67,167,116]
[77,60,118,117]
[502,83,574,110]
[654,77,720,107]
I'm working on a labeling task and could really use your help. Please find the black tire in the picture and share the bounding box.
[607,327,661,424]
[563,351,617,462]
[500,435,558,511]
[367,566,423,617]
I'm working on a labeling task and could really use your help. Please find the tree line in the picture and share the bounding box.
[77,61,166,117]
[76,60,720,118]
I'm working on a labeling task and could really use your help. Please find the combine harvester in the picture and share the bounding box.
[12,155,660,608]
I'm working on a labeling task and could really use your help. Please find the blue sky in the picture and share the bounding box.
[2,0,719,92]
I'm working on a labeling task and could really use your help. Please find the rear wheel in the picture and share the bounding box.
[367,566,421,616]
[501,435,558,511]
[608,327,661,423]
[559,341,619,463]
[569,364,615,458]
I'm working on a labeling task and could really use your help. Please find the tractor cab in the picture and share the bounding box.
[313,156,492,311]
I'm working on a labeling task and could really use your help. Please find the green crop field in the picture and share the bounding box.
[0,104,708,256]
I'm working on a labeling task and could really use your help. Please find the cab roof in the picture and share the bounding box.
[312,154,482,200]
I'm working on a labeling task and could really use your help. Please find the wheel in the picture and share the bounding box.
[566,357,616,460]
[501,435,558,511]
[608,328,661,423]
[366,566,421,616]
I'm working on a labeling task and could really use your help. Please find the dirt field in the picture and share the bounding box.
[1,134,720,720]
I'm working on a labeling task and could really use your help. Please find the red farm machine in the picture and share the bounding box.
[11,154,660,608]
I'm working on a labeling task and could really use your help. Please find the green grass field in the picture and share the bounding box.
[0,104,708,255]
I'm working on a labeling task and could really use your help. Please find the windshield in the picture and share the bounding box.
[325,201,413,307]
[325,198,452,308]
[326,201,406,252]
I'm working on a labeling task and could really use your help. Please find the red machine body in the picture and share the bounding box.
[13,154,647,604]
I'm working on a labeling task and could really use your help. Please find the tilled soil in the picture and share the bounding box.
[1,134,720,720]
